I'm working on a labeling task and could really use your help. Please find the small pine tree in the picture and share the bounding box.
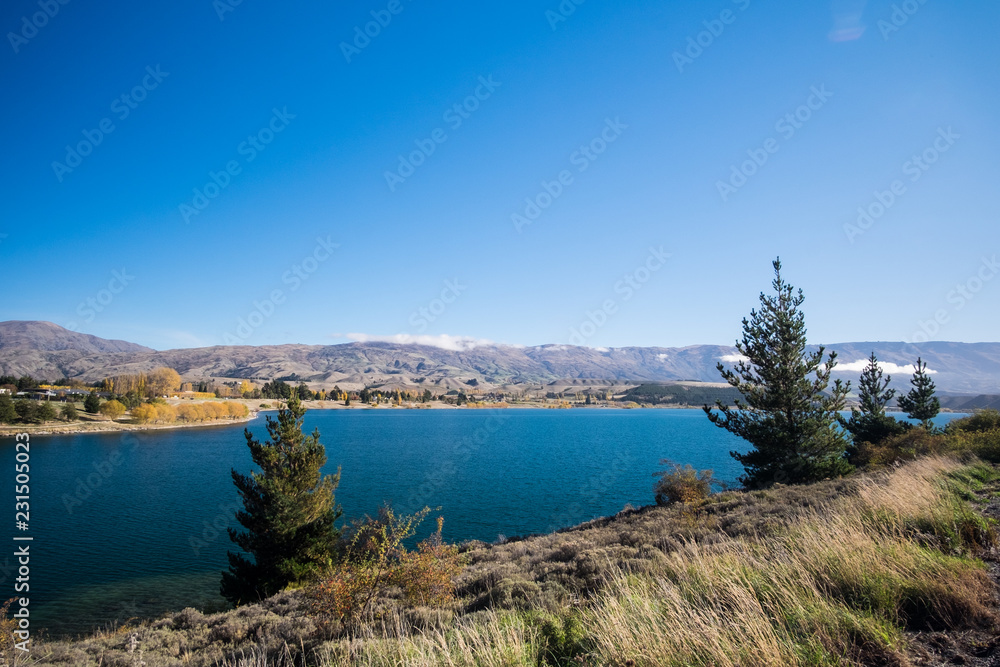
[222,396,342,606]
[704,259,852,488]
[897,357,940,430]
[838,352,908,460]
[84,391,101,414]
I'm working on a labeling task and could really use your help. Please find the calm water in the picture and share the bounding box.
[1,408,968,636]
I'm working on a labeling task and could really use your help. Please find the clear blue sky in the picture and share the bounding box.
[1,0,997,350]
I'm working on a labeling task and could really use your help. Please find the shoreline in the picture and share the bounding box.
[0,413,258,438]
[0,402,966,438]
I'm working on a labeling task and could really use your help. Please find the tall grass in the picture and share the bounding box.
[580,458,995,667]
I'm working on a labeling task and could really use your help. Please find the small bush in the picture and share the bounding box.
[653,461,723,505]
[395,541,463,607]
[534,611,591,666]
[948,408,1000,434]
[306,508,464,632]
[950,428,1000,463]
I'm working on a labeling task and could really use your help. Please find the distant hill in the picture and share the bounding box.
[0,321,152,354]
[0,321,999,395]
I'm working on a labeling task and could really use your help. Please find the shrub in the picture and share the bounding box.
[395,541,463,606]
[853,429,950,467]
[534,611,591,666]
[652,461,723,505]
[948,408,1000,434]
[0,597,18,659]
[949,428,1000,463]
[60,402,78,421]
[305,508,463,631]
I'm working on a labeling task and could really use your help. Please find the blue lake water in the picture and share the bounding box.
[0,408,969,636]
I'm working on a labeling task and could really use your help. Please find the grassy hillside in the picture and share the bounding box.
[19,456,1000,666]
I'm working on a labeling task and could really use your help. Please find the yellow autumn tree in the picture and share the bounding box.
[154,404,177,423]
[131,404,158,424]
[147,368,182,397]
[99,400,126,420]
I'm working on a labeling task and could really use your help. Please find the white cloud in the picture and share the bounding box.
[344,333,494,352]
[720,354,750,364]
[834,359,937,375]
[657,353,669,361]
[595,347,609,353]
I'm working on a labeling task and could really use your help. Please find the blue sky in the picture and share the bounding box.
[1,0,997,351]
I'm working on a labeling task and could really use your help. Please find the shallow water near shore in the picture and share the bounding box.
[3,408,968,636]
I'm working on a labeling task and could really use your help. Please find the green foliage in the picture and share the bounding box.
[60,403,78,422]
[838,353,910,463]
[84,391,101,414]
[948,428,1000,463]
[260,380,292,400]
[0,393,16,424]
[653,461,723,505]
[222,396,342,606]
[14,399,37,423]
[704,259,852,488]
[36,401,56,422]
[623,383,741,406]
[852,429,950,467]
[897,357,940,430]
[947,409,1000,434]
[534,611,590,666]
[117,390,143,409]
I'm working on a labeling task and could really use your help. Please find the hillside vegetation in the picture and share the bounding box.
[20,456,999,666]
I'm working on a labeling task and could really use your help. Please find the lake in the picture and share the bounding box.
[2,408,968,636]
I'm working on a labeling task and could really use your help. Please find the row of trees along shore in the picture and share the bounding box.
[218,258,973,624]
[0,366,250,425]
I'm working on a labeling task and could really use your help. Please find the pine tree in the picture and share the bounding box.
[222,396,342,606]
[838,353,908,460]
[84,391,101,414]
[896,357,940,430]
[704,259,852,488]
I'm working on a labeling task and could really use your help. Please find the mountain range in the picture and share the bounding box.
[1,321,999,395]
